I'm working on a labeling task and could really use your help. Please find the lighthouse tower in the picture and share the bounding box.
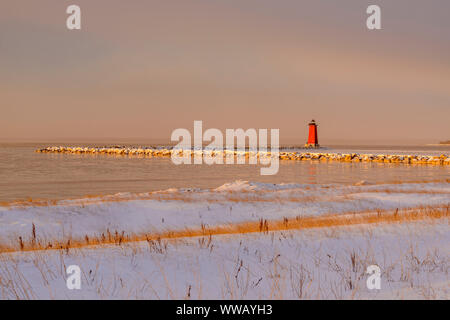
[305,119,319,148]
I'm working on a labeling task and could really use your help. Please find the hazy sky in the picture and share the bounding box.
[1,0,449,144]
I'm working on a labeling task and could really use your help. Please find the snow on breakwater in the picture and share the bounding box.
[36,146,450,165]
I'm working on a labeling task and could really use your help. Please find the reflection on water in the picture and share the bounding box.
[307,163,317,184]
[0,143,448,202]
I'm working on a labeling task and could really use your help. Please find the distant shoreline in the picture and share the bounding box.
[427,142,450,146]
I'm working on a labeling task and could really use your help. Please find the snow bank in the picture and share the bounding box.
[214,180,305,192]
[0,181,448,242]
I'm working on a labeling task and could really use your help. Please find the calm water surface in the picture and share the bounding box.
[0,143,448,202]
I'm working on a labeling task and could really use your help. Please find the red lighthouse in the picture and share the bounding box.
[305,119,319,148]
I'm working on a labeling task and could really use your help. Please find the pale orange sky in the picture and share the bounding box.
[1,0,449,144]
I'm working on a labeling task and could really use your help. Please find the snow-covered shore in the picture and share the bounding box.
[0,219,448,299]
[0,180,448,299]
[0,181,448,241]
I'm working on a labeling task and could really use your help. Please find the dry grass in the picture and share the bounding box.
[0,205,447,255]
[0,212,448,299]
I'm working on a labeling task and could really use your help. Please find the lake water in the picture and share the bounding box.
[0,143,448,202]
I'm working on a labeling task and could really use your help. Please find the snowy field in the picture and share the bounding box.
[0,180,448,299]
[0,219,448,299]
[0,180,449,241]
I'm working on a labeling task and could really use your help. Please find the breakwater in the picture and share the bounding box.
[35,146,450,165]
